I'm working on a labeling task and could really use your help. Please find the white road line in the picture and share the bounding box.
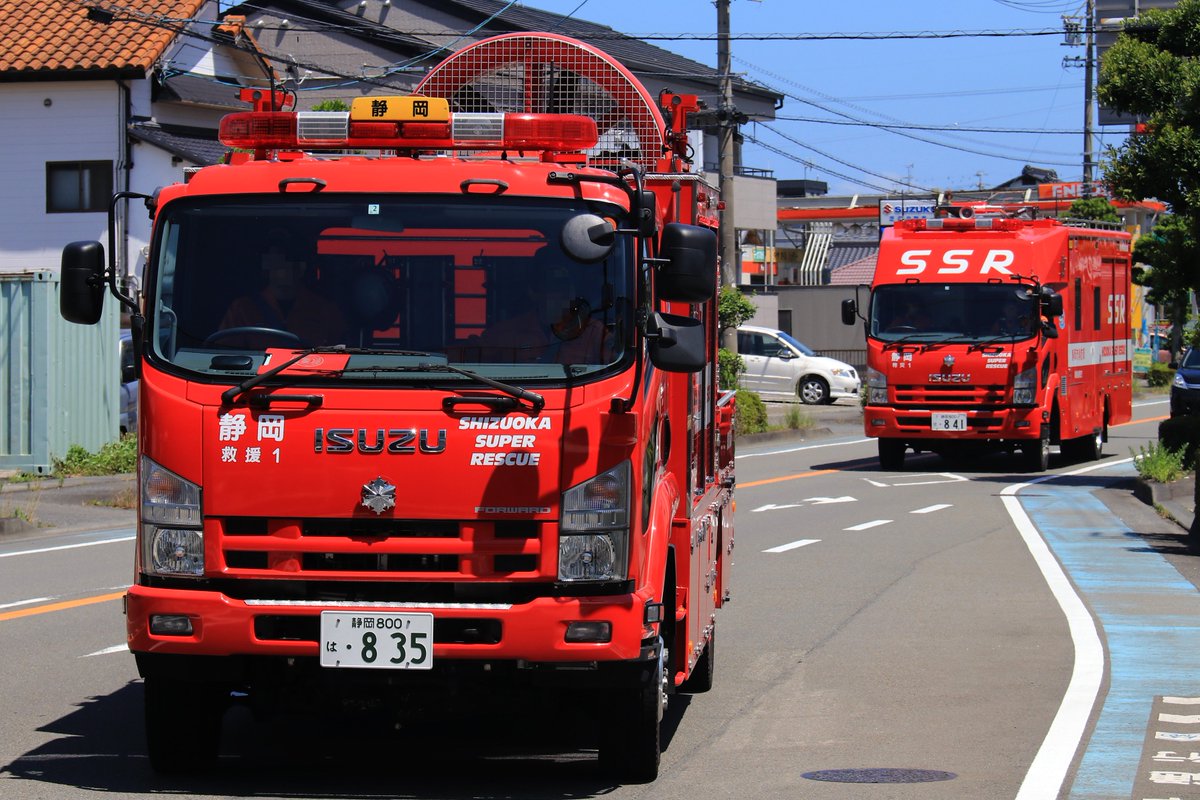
[81,644,128,658]
[0,597,53,610]
[1011,458,1130,800]
[762,539,820,554]
[911,504,952,514]
[737,438,872,460]
[0,535,134,559]
[844,520,891,531]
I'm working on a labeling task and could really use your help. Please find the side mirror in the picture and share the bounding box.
[657,223,716,303]
[1041,320,1059,340]
[774,348,795,360]
[61,240,106,324]
[561,213,616,263]
[648,312,706,373]
[841,298,857,326]
[1041,287,1063,318]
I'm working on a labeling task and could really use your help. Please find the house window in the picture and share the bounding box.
[46,161,112,213]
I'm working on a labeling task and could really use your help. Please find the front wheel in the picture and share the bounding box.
[878,439,906,470]
[599,641,665,783]
[144,678,224,772]
[798,376,830,405]
[1021,430,1050,473]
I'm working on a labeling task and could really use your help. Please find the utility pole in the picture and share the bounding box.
[717,0,738,350]
[1083,0,1095,194]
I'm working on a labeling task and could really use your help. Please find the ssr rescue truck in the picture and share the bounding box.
[60,33,734,782]
[842,204,1132,471]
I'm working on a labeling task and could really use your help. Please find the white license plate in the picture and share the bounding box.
[319,611,434,670]
[930,413,967,431]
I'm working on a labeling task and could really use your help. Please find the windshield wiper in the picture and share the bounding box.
[222,346,545,413]
[338,361,545,413]
[967,334,1021,353]
[221,345,354,405]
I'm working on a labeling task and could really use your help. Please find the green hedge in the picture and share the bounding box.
[1147,362,1175,388]
[1159,415,1200,470]
[735,389,768,435]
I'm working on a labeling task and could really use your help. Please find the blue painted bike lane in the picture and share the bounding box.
[1021,464,1200,799]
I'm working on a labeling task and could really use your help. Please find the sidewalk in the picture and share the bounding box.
[0,474,135,536]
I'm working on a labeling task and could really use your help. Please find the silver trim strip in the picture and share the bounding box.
[243,599,511,610]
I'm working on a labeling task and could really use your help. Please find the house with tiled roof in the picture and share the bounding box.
[0,0,267,280]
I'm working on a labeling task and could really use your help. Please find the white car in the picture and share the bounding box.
[736,325,860,404]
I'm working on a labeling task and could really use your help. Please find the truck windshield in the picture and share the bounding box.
[869,283,1037,344]
[147,196,632,382]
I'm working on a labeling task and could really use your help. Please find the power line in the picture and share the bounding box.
[734,55,1084,166]
[756,122,939,193]
[775,115,1083,135]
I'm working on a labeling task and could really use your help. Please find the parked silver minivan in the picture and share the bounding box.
[736,325,860,404]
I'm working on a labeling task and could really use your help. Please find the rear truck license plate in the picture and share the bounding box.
[930,413,967,432]
[319,611,434,670]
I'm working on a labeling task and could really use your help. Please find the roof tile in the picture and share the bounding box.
[0,0,206,77]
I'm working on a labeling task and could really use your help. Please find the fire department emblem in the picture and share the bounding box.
[943,355,956,369]
[361,477,397,515]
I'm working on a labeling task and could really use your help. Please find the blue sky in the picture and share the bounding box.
[518,0,1125,196]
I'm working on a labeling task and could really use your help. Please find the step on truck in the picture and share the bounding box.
[842,203,1132,472]
[60,33,735,782]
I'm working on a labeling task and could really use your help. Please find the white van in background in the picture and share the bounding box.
[736,325,860,404]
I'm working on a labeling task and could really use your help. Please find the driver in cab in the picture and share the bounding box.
[218,233,347,348]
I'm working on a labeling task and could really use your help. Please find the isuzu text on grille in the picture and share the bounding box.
[313,428,448,454]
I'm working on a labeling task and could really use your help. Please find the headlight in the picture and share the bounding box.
[558,461,630,582]
[1013,367,1037,406]
[866,366,887,404]
[1174,372,1186,389]
[831,367,856,379]
[140,456,204,577]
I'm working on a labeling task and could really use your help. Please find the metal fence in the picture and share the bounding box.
[1,271,119,474]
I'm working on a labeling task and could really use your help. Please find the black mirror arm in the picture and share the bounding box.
[107,191,151,317]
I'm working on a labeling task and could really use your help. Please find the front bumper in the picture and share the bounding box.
[829,377,862,401]
[862,405,1044,441]
[126,584,652,663]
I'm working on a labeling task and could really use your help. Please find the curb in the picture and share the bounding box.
[1134,474,1197,536]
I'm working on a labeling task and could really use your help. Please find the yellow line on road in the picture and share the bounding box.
[0,591,124,622]
[740,469,838,488]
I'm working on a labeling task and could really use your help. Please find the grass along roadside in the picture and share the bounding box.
[1,436,137,527]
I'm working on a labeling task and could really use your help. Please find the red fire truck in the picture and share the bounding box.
[842,204,1132,471]
[60,34,734,782]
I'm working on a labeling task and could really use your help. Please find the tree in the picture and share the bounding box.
[717,285,755,390]
[1133,214,1196,356]
[1099,0,1200,357]
[1067,197,1120,223]
[311,99,350,112]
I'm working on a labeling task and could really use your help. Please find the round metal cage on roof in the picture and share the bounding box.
[416,32,666,172]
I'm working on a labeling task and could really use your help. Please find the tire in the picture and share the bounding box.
[599,640,665,783]
[798,376,830,405]
[1021,430,1050,473]
[1069,427,1103,462]
[878,439,906,470]
[679,629,714,694]
[144,678,224,773]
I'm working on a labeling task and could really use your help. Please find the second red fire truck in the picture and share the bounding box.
[843,204,1133,471]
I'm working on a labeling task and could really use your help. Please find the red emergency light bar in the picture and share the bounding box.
[218,109,599,153]
[904,217,1025,232]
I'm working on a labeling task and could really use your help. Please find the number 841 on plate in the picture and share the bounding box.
[319,611,434,670]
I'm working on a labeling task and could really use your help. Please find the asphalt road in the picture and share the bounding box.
[0,396,1193,799]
